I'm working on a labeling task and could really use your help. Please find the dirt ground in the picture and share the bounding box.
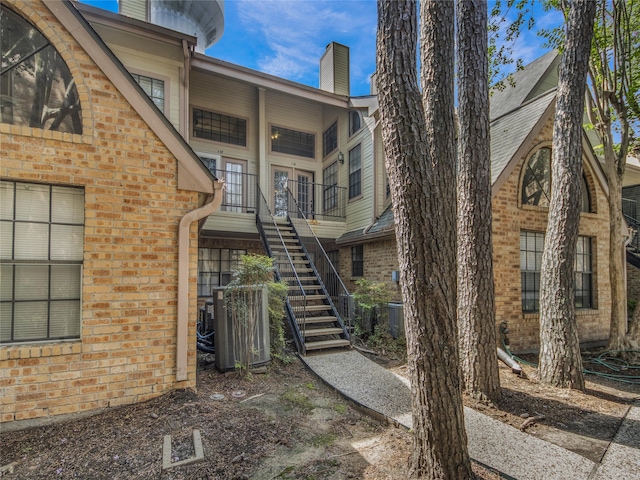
[1,347,638,480]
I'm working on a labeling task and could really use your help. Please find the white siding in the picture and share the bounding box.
[92,25,183,130]
[189,72,259,175]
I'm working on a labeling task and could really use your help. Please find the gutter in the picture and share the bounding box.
[176,181,224,382]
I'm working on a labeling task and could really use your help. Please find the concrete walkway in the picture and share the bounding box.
[301,350,640,480]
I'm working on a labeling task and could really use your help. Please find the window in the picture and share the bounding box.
[1,181,84,343]
[271,125,315,159]
[323,122,338,157]
[522,148,551,207]
[351,245,363,277]
[575,236,593,308]
[197,248,246,296]
[323,162,338,212]
[193,108,247,146]
[349,144,362,199]
[521,147,591,212]
[0,5,82,134]
[131,73,164,112]
[520,231,593,312]
[349,110,361,136]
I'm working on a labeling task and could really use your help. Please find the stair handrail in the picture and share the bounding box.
[285,188,352,338]
[256,188,308,353]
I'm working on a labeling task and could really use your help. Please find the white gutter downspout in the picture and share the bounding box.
[364,117,382,235]
[176,181,224,381]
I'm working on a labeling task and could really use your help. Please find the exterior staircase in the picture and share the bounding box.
[257,193,350,354]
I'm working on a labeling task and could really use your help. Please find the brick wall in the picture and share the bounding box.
[0,0,202,424]
[338,239,402,302]
[491,116,612,352]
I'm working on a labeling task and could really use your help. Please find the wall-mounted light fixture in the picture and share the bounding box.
[338,151,344,165]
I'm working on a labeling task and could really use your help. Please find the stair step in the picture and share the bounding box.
[293,304,332,312]
[288,294,326,301]
[296,316,338,324]
[302,327,344,337]
[305,339,351,351]
[283,276,318,282]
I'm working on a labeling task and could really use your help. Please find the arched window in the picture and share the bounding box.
[349,110,361,136]
[0,5,82,134]
[521,147,551,207]
[521,147,591,212]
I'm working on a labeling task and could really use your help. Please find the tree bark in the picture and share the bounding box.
[456,0,501,404]
[538,0,596,390]
[376,1,472,478]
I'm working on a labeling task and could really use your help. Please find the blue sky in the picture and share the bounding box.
[80,0,563,97]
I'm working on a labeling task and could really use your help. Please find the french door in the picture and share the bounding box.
[272,167,314,218]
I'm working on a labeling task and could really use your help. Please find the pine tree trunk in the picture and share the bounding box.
[376,1,472,478]
[456,0,501,404]
[538,0,596,390]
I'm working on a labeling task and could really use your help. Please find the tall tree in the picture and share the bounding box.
[538,0,596,390]
[586,0,639,350]
[457,0,501,404]
[377,1,472,477]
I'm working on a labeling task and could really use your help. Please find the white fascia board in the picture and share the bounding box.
[349,96,379,116]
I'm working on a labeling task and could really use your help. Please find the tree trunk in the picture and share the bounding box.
[376,1,472,478]
[605,131,636,348]
[538,0,596,390]
[456,0,501,404]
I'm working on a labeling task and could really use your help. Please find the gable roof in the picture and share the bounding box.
[46,1,218,194]
[489,50,559,121]
[490,89,556,186]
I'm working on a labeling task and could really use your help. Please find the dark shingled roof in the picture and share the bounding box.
[489,50,559,121]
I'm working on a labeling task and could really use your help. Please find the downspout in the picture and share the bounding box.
[176,180,224,382]
[181,39,192,140]
[363,117,382,234]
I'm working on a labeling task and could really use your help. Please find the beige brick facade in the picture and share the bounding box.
[337,115,612,353]
[1,0,203,424]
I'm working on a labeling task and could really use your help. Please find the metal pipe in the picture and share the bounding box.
[497,347,522,375]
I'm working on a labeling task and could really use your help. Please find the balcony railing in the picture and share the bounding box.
[209,169,258,214]
[623,198,637,223]
[285,180,347,221]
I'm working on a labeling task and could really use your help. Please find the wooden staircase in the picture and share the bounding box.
[260,217,350,353]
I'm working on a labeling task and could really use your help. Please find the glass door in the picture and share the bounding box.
[273,168,290,217]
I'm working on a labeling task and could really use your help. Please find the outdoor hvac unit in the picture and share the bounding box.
[388,302,405,340]
[212,286,270,372]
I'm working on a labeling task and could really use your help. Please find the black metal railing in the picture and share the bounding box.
[624,212,640,253]
[282,180,347,221]
[623,198,637,223]
[256,188,308,353]
[285,188,352,337]
[209,169,258,214]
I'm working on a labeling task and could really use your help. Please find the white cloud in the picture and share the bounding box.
[235,0,377,89]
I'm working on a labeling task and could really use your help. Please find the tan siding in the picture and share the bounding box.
[202,212,258,235]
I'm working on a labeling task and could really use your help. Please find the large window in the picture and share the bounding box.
[520,231,593,312]
[271,125,315,159]
[351,245,363,277]
[349,144,362,199]
[323,162,338,212]
[193,108,247,146]
[521,147,591,212]
[323,122,338,157]
[131,73,164,112]
[198,248,246,296]
[0,5,82,133]
[1,181,84,343]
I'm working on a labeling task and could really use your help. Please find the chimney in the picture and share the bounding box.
[319,42,350,96]
[119,0,150,22]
